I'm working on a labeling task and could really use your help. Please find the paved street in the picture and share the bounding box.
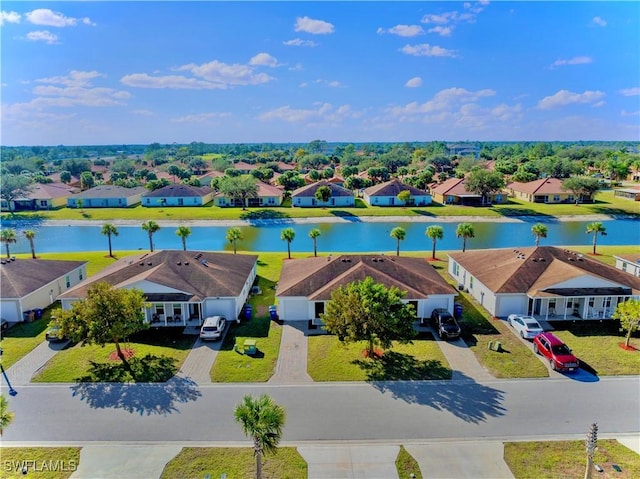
[3,377,639,443]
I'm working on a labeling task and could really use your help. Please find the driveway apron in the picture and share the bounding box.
[5,340,69,385]
[70,445,182,479]
[433,334,495,381]
[405,441,515,479]
[269,323,313,384]
[298,444,400,479]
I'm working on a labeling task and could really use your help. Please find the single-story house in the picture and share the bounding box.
[275,254,457,325]
[214,181,283,207]
[448,246,640,320]
[0,258,87,323]
[59,250,258,327]
[507,178,575,204]
[613,185,640,201]
[615,254,640,278]
[363,179,432,206]
[141,184,214,207]
[2,182,78,211]
[291,180,355,207]
[67,185,147,208]
[430,178,507,206]
[233,161,258,174]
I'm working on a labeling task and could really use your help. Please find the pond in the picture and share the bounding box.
[4,218,639,254]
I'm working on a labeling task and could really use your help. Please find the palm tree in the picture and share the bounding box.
[281,227,296,259]
[141,220,161,252]
[390,226,406,256]
[226,227,244,254]
[0,228,17,258]
[586,222,607,255]
[531,223,548,247]
[175,225,191,251]
[425,225,444,260]
[308,228,321,257]
[0,394,15,436]
[455,223,475,252]
[101,223,119,258]
[24,229,37,259]
[234,394,286,479]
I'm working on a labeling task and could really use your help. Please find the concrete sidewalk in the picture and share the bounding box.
[5,339,69,385]
[71,445,182,479]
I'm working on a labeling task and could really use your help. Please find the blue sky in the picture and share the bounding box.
[1,1,639,146]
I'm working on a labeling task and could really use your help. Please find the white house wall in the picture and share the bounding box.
[0,300,20,322]
[495,294,528,317]
[616,258,640,277]
[292,196,354,207]
[421,295,456,317]
[278,297,309,320]
[202,298,236,320]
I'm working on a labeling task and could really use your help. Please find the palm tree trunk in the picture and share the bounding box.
[149,234,154,252]
[4,244,9,258]
[535,236,540,247]
[254,439,262,479]
[592,233,597,255]
[182,238,187,251]
[233,240,237,254]
[584,455,593,479]
[462,237,467,253]
[29,240,36,259]
[313,239,317,257]
[396,239,400,257]
[432,239,437,260]
[108,235,113,257]
[287,242,291,259]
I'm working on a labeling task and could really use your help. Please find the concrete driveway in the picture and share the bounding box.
[298,444,400,479]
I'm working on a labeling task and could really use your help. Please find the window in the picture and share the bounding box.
[553,195,560,202]
[296,198,301,205]
[469,277,474,290]
[314,302,325,318]
[178,198,184,206]
[622,263,627,272]
[588,298,595,307]
[65,275,71,288]
[155,305,165,315]
[118,198,123,205]
[79,269,83,281]
[453,261,459,276]
[604,297,612,308]
[40,200,48,207]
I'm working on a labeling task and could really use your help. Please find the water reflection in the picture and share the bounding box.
[4,219,639,254]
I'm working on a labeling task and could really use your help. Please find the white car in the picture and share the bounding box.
[200,316,227,341]
[507,314,544,339]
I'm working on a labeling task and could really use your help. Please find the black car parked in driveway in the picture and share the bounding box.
[430,308,462,340]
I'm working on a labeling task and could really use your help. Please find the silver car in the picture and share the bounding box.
[508,314,544,339]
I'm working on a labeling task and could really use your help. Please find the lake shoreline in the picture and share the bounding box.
[31,213,633,228]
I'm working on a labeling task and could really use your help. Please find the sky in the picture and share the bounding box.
[1,1,639,146]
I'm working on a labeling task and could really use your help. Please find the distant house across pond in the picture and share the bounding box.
[1,182,78,211]
[142,184,214,207]
[291,180,355,207]
[363,179,431,206]
[214,181,283,207]
[507,178,575,204]
[67,185,147,208]
[430,177,507,206]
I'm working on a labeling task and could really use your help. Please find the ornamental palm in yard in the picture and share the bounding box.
[308,228,321,257]
[175,225,191,251]
[531,223,548,247]
[281,227,295,259]
[425,225,444,260]
[234,394,286,479]
[0,228,17,258]
[101,223,119,258]
[141,220,160,252]
[390,226,406,256]
[226,227,244,254]
[586,222,606,255]
[455,222,475,252]
[24,229,37,258]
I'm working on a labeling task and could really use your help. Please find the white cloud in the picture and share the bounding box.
[37,70,103,87]
[401,43,457,58]
[549,56,593,68]
[421,12,458,24]
[171,112,231,123]
[283,38,318,47]
[177,60,273,86]
[257,102,359,123]
[121,73,226,90]
[428,26,453,36]
[313,79,344,88]
[26,31,59,44]
[388,87,496,118]
[25,9,94,27]
[294,16,334,35]
[620,87,640,96]
[405,77,423,88]
[249,53,278,67]
[621,110,640,117]
[1,11,21,25]
[592,16,607,27]
[131,109,154,116]
[377,24,424,37]
[536,90,605,109]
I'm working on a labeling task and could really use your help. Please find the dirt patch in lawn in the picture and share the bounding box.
[108,348,135,361]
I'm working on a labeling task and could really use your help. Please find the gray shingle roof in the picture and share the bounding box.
[1,258,87,299]
[292,180,354,198]
[72,185,147,199]
[142,184,213,198]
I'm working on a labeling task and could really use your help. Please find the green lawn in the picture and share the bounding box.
[31,328,194,382]
[0,447,81,479]
[3,189,637,222]
[504,440,640,479]
[396,445,423,479]
[160,447,307,479]
[307,332,452,382]
[0,305,58,369]
[549,322,640,376]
